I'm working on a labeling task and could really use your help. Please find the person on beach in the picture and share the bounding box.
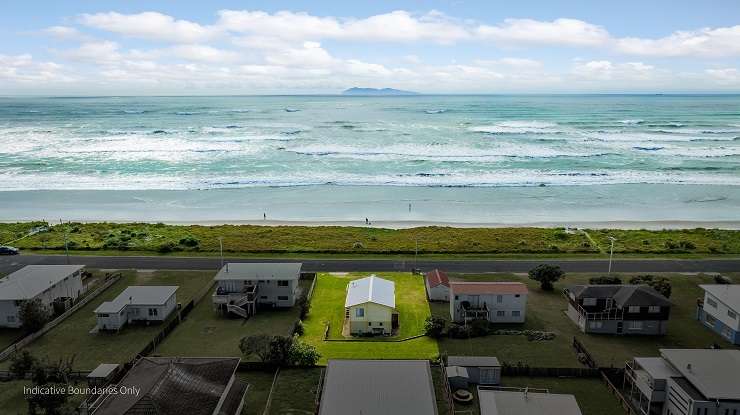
[263,213,266,220]
[365,218,369,225]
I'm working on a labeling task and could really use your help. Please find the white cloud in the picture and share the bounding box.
[169,44,240,63]
[705,68,740,84]
[617,26,740,57]
[0,54,72,83]
[59,41,121,64]
[571,60,657,81]
[43,26,87,40]
[477,18,610,46]
[79,11,218,43]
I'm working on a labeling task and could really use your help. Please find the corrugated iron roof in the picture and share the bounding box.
[426,269,450,288]
[450,282,528,295]
[0,265,84,300]
[345,275,395,308]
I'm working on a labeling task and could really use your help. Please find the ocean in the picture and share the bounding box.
[1,95,739,226]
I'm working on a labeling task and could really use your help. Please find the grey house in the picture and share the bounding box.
[212,263,302,318]
[564,285,671,335]
[447,356,501,385]
[624,349,740,415]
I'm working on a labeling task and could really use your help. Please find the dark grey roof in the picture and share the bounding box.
[214,263,302,281]
[661,349,740,400]
[448,356,501,367]
[0,265,84,300]
[566,285,670,307]
[93,357,244,415]
[319,360,438,415]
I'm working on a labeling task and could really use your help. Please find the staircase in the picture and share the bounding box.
[227,304,249,319]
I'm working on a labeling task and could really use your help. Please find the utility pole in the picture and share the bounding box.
[218,237,224,270]
[415,236,419,269]
[61,219,70,265]
[607,236,616,275]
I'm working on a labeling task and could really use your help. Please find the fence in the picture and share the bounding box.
[601,368,638,415]
[572,336,598,369]
[500,365,600,378]
[438,362,454,415]
[0,273,122,362]
[0,369,91,381]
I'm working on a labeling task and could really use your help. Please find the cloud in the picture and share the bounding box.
[705,68,740,84]
[0,54,72,83]
[616,26,740,57]
[218,9,469,44]
[571,60,657,81]
[58,41,121,64]
[43,26,87,40]
[477,18,610,46]
[79,11,218,43]
[169,44,240,63]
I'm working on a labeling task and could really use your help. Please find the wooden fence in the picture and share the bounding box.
[601,369,638,415]
[500,365,600,378]
[438,362,455,415]
[572,336,598,369]
[0,273,122,362]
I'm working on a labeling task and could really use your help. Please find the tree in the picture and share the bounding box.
[589,276,622,285]
[528,264,565,291]
[239,334,272,362]
[19,299,50,333]
[267,336,294,365]
[629,275,672,298]
[288,337,320,366]
[26,356,76,415]
[9,350,37,379]
[423,316,446,338]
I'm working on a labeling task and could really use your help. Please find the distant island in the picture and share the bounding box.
[342,87,419,96]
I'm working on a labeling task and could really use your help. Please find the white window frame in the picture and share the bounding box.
[628,306,641,313]
[496,310,505,317]
[355,308,364,318]
[706,297,718,308]
[648,306,660,313]
[497,295,503,303]
[728,309,737,320]
[583,298,597,306]
[629,321,643,330]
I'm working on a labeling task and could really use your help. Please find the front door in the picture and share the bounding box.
[616,321,623,334]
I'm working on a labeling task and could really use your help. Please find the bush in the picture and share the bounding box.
[679,241,696,250]
[352,241,365,249]
[714,274,733,284]
[288,337,321,366]
[293,320,305,336]
[469,319,490,337]
[629,275,672,298]
[297,294,310,320]
[423,316,446,338]
[528,264,565,291]
[157,241,178,253]
[9,350,37,379]
[447,324,471,339]
[179,235,199,248]
[19,299,50,333]
[589,276,622,285]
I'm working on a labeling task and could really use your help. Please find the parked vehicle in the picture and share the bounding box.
[0,246,19,255]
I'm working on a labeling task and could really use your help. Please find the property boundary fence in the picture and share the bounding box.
[0,272,122,362]
[438,362,455,415]
[261,367,281,415]
[500,365,600,378]
[602,368,638,415]
[572,336,598,369]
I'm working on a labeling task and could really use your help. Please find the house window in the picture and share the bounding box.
[705,314,718,327]
[98,313,108,318]
[497,295,503,303]
[379,322,383,326]
[583,298,597,306]
[728,309,737,320]
[6,316,16,323]
[356,308,364,317]
[648,306,660,313]
[512,311,521,317]
[628,306,641,313]
[278,280,289,287]
[589,321,603,329]
[368,322,372,326]
[496,311,505,317]
[706,297,718,308]
[628,321,643,330]
[454,295,459,300]
[148,308,158,317]
[278,296,289,301]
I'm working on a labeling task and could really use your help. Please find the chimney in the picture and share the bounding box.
[686,363,692,372]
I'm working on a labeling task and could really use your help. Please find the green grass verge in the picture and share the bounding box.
[303,273,439,362]
[2,270,214,371]
[6,221,740,256]
[268,367,323,415]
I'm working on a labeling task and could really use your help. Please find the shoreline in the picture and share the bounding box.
[5,219,740,230]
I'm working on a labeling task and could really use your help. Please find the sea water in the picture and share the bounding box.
[0,95,738,225]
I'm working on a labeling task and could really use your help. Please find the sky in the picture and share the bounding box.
[2,0,740,94]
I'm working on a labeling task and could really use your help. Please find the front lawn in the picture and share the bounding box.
[302,273,438,362]
[3,270,214,370]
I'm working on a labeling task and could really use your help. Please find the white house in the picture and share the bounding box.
[697,284,740,345]
[212,263,302,318]
[425,269,450,301]
[345,275,398,335]
[478,388,583,415]
[0,265,85,328]
[450,282,528,324]
[94,286,178,331]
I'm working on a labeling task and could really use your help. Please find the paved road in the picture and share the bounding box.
[1,254,739,275]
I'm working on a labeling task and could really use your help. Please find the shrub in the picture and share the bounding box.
[714,274,733,284]
[447,324,471,339]
[179,235,199,248]
[469,319,490,337]
[423,316,446,338]
[679,241,696,250]
[629,275,672,298]
[19,298,50,333]
[528,264,565,291]
[553,230,568,240]
[9,350,37,379]
[293,320,305,336]
[157,241,178,253]
[589,276,622,285]
[288,337,321,366]
[352,241,365,249]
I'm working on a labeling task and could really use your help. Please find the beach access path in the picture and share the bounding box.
[2,254,740,275]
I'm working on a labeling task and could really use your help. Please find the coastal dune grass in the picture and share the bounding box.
[5,221,740,256]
